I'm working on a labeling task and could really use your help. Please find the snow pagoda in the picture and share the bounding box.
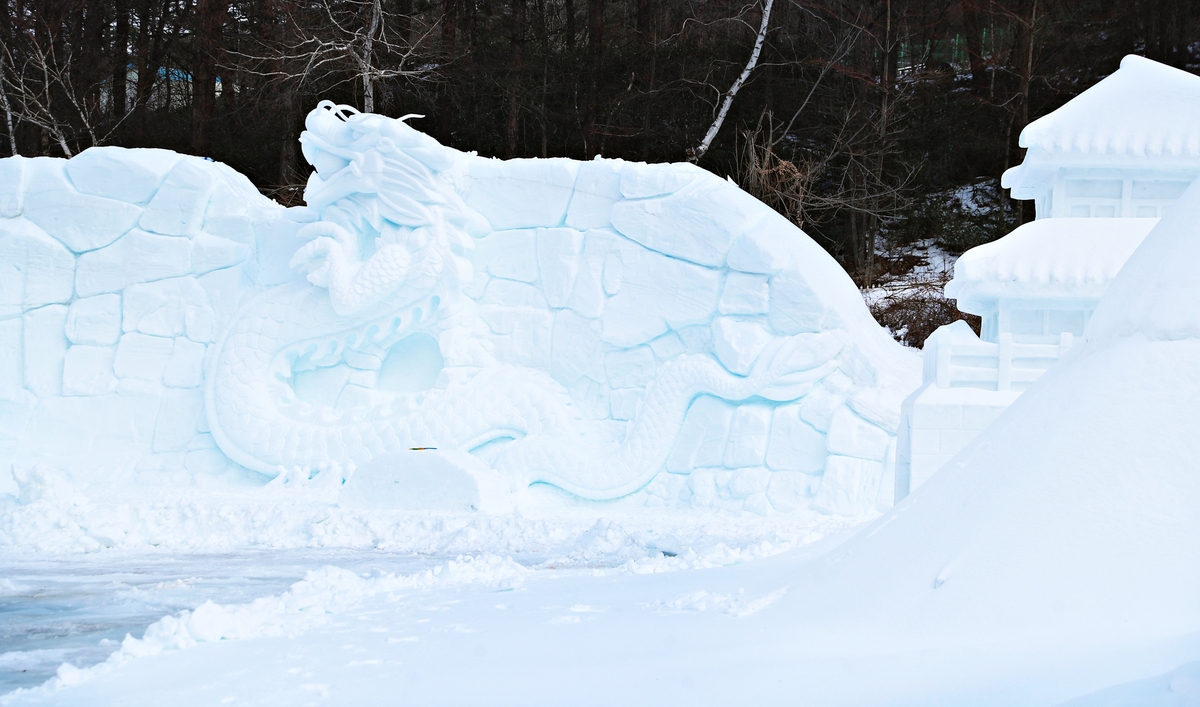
[895,55,1200,500]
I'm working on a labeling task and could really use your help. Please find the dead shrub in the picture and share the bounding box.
[869,277,980,348]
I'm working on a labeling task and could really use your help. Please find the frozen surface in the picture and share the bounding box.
[6,161,1200,707]
[0,99,918,516]
[0,478,860,695]
[0,549,441,693]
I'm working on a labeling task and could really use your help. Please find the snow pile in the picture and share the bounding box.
[0,465,852,563]
[25,555,525,693]
[653,586,789,617]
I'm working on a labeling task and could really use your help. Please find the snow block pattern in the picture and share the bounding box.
[0,148,301,486]
[201,102,918,514]
[0,102,919,516]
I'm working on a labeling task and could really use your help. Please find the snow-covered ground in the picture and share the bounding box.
[10,182,1200,705]
[860,237,958,312]
[3,491,1197,706]
[7,79,1200,705]
[0,482,863,697]
[860,238,966,348]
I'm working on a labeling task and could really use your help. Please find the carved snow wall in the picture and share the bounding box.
[0,149,308,489]
[0,104,920,516]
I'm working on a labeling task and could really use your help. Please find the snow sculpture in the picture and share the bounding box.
[1,100,918,514]
[1002,55,1200,221]
[895,55,1200,499]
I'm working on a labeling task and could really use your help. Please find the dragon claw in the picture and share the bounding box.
[289,235,343,289]
[289,236,338,269]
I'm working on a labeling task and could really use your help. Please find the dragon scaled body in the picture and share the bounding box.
[204,101,919,504]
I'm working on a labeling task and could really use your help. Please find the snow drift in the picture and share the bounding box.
[675,165,1200,703]
[659,171,1200,702]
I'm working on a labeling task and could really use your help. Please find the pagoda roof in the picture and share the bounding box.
[1003,56,1200,195]
[946,217,1158,314]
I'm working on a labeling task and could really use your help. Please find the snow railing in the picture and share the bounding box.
[923,322,1075,392]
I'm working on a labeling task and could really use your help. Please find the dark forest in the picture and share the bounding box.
[2,0,1197,280]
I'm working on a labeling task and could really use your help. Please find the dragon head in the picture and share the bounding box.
[290,101,491,315]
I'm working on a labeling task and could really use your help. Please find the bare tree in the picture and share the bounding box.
[0,57,16,156]
[506,0,525,157]
[234,0,435,115]
[192,0,228,155]
[0,13,140,157]
[583,0,603,156]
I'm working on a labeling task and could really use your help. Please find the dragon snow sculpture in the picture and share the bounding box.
[205,101,919,504]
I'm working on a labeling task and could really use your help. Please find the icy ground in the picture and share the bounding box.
[0,484,862,697]
[0,548,423,692]
[4,495,1195,707]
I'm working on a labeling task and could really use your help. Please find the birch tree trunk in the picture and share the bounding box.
[362,0,382,113]
[112,0,129,119]
[690,0,774,163]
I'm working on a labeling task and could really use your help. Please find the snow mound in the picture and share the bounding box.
[759,177,1200,700]
[16,555,526,696]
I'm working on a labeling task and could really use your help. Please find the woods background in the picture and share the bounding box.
[2,0,1197,303]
